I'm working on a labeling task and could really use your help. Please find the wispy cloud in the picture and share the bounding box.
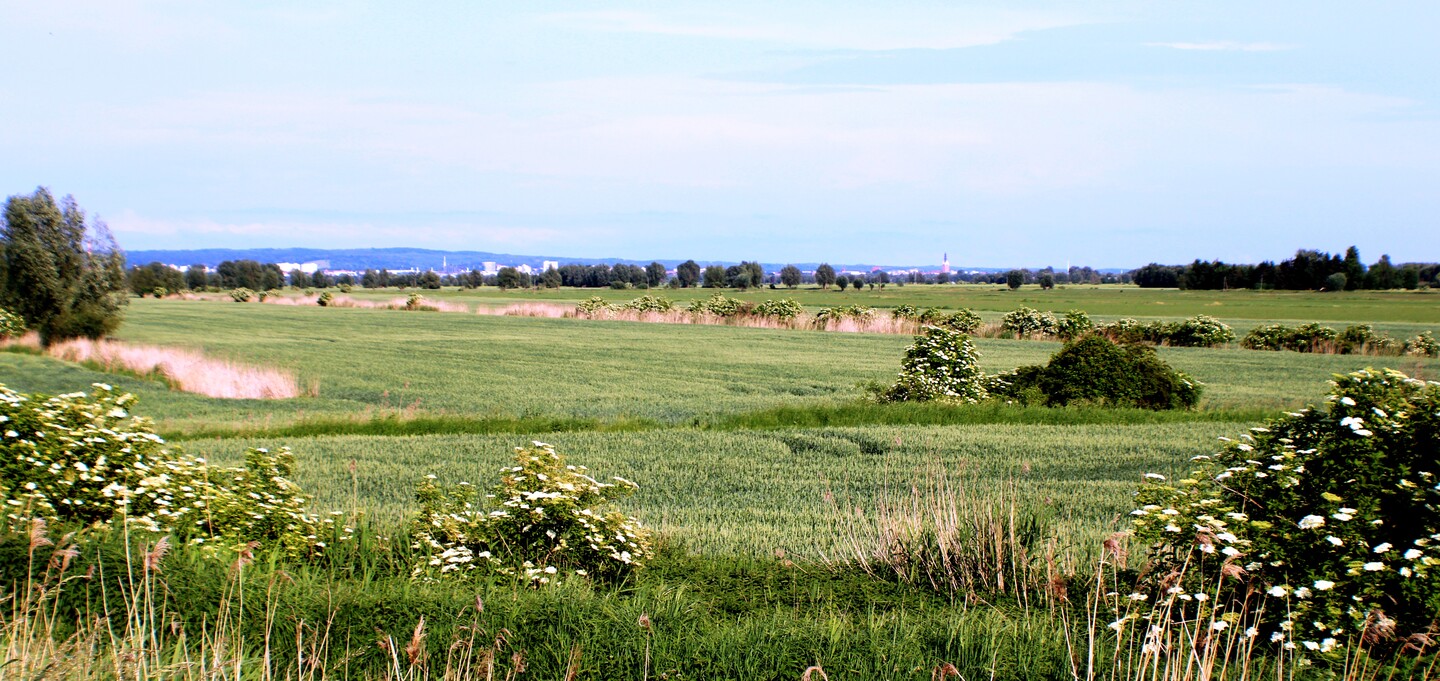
[1145,41,1295,52]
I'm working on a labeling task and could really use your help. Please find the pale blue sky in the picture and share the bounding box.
[3,2,1437,267]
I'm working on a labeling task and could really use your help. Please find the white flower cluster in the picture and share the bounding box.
[1,383,343,558]
[411,441,651,584]
[1130,368,1440,657]
[879,325,990,404]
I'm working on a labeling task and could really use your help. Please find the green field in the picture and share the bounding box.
[6,290,1439,678]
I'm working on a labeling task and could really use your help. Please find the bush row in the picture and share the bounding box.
[1242,323,1438,357]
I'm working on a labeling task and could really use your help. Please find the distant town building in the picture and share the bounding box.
[516,264,534,275]
[541,260,559,271]
[941,253,950,275]
[482,262,498,275]
[275,262,322,274]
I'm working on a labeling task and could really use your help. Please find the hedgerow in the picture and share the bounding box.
[753,298,803,320]
[990,336,1202,410]
[410,441,652,583]
[1132,368,1440,657]
[229,288,254,303]
[1000,307,1058,337]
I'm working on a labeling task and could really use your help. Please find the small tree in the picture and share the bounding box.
[702,265,727,288]
[542,268,563,288]
[1324,272,1347,291]
[815,264,836,289]
[676,260,701,288]
[1,188,127,344]
[1038,273,1055,290]
[835,275,850,291]
[645,262,667,288]
[496,267,522,290]
[780,264,801,288]
[1005,270,1025,290]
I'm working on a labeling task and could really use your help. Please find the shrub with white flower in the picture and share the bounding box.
[619,294,675,313]
[813,304,875,327]
[878,326,989,404]
[0,383,342,558]
[410,441,652,584]
[1132,368,1440,656]
[1000,307,1059,337]
[229,287,254,303]
[753,298,803,321]
[688,293,746,317]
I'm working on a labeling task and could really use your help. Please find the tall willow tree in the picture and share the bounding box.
[1,187,127,345]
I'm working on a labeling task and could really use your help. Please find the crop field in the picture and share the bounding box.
[6,289,1439,679]
[4,298,1434,436]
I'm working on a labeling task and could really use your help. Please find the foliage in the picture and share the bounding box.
[1000,307,1058,337]
[1132,369,1440,655]
[1406,331,1439,357]
[814,263,836,289]
[403,292,426,310]
[753,298,803,320]
[991,336,1202,410]
[688,292,746,317]
[0,306,24,339]
[933,308,983,333]
[878,326,989,404]
[618,294,673,313]
[1239,322,1412,355]
[229,287,254,303]
[813,304,874,326]
[1055,309,1093,340]
[0,188,127,345]
[1164,315,1236,347]
[0,383,340,558]
[1005,270,1024,290]
[410,441,652,583]
[316,291,334,307]
[891,304,919,320]
[575,296,614,316]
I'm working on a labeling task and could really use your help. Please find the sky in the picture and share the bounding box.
[2,1,1438,268]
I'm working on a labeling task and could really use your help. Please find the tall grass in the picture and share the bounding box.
[3,333,308,399]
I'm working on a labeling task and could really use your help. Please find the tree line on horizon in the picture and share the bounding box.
[1131,247,1440,291]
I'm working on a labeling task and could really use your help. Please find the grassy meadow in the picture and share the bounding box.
[5,290,1440,679]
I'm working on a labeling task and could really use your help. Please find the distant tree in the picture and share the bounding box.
[1399,264,1421,290]
[877,271,890,287]
[1038,273,1055,290]
[185,264,208,290]
[419,271,442,289]
[542,267,562,288]
[1131,263,1182,288]
[1,188,127,344]
[645,262,667,288]
[1005,270,1024,290]
[1324,272,1347,292]
[676,260,701,288]
[496,267,522,290]
[780,264,801,288]
[1366,255,1398,290]
[702,265,727,288]
[835,275,849,291]
[361,269,381,288]
[815,264,836,289]
[1342,246,1366,291]
[311,270,331,288]
[289,269,310,288]
[127,262,184,296]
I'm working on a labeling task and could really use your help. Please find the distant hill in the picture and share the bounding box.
[122,247,1021,273]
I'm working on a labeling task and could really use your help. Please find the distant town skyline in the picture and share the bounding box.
[4,2,1438,266]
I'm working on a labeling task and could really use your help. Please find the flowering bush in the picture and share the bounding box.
[1406,331,1439,357]
[0,307,25,339]
[890,305,919,320]
[575,296,615,316]
[1055,309,1094,340]
[1163,315,1235,347]
[1000,307,1058,337]
[1131,369,1440,655]
[619,295,674,313]
[813,304,874,326]
[935,308,983,333]
[229,288,254,303]
[150,287,168,299]
[753,298,803,320]
[688,293,746,317]
[316,291,334,307]
[878,326,989,404]
[0,383,342,558]
[410,442,652,583]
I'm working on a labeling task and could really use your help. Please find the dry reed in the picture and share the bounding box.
[45,338,307,399]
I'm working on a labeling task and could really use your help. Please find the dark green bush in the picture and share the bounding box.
[992,336,1201,410]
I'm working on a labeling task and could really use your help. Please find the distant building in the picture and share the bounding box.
[541,260,559,272]
[482,262,498,275]
[941,253,950,275]
[516,264,534,275]
[276,262,322,274]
